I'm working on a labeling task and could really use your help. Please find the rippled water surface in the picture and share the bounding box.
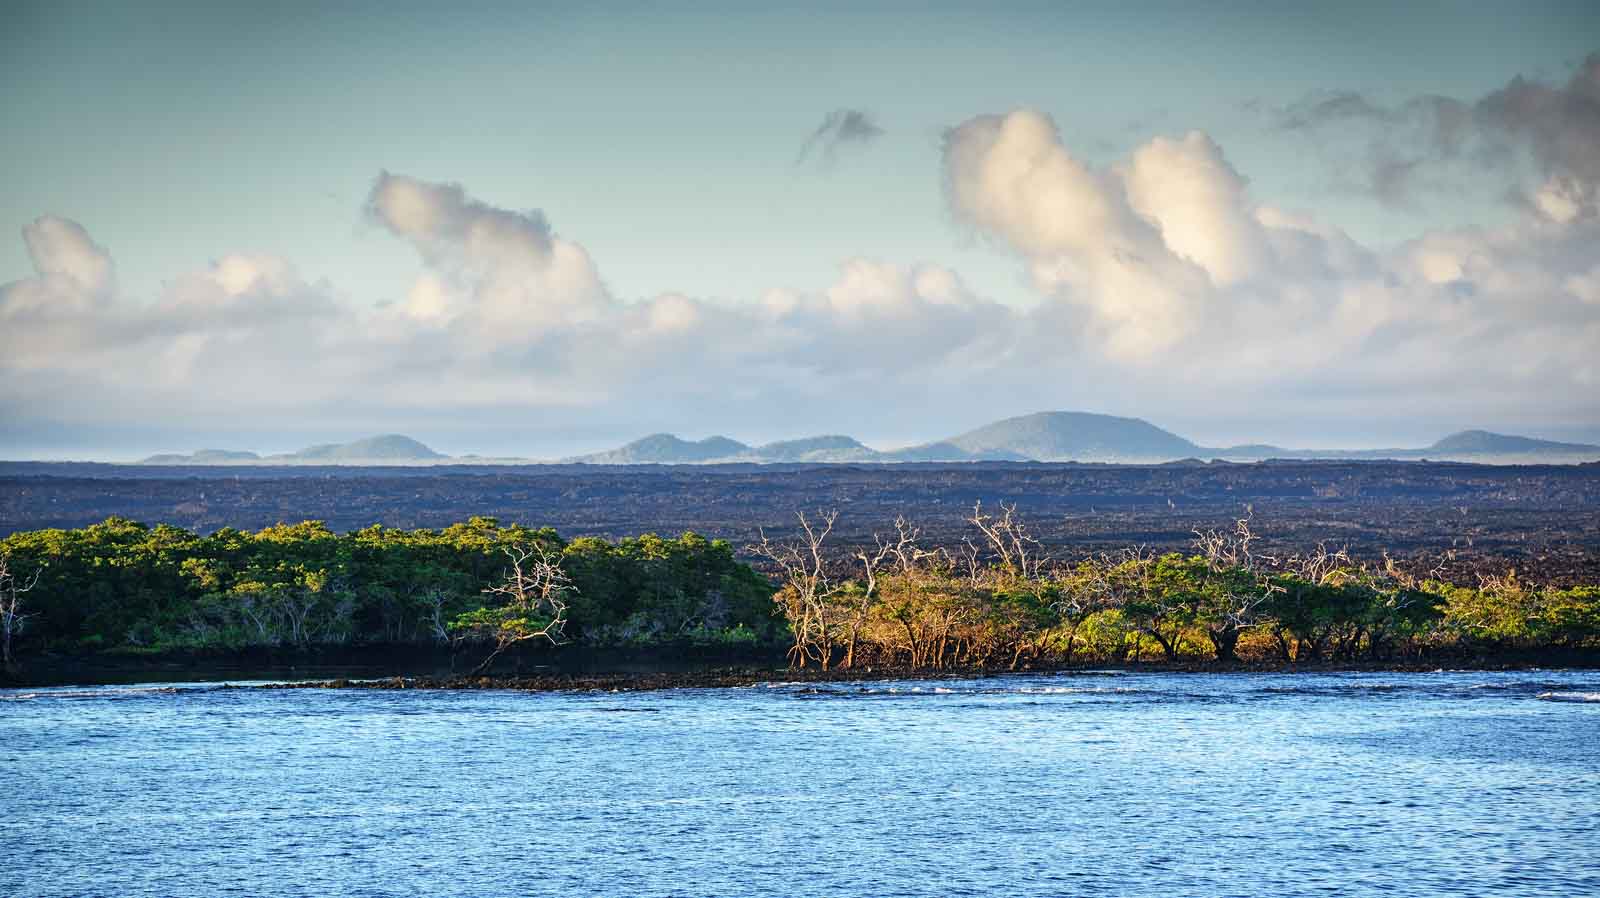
[5,670,1599,897]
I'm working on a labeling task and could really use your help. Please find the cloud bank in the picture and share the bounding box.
[3,86,1598,453]
[940,107,1597,424]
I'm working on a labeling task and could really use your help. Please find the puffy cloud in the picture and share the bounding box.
[762,258,1016,373]
[365,172,553,269]
[365,172,610,335]
[3,173,1025,444]
[941,108,1599,431]
[943,110,1215,357]
[796,109,885,167]
[23,216,115,298]
[943,111,1329,357]
[1121,132,1270,286]
[3,145,1597,452]
[944,110,1152,260]
[1,216,115,319]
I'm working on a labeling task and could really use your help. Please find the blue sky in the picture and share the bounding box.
[2,2,1598,457]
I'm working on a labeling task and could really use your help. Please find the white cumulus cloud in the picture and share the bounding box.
[2,135,1597,452]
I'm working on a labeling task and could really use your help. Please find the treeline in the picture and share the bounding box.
[0,517,778,665]
[1,510,1597,671]
[754,504,1600,670]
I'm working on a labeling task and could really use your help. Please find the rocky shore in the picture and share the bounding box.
[245,654,1600,694]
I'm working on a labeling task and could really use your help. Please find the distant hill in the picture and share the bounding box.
[568,434,751,465]
[1206,429,1600,463]
[1425,430,1599,455]
[141,435,445,465]
[881,441,1029,463]
[543,416,1600,466]
[567,412,1202,464]
[940,411,1200,462]
[133,418,1600,466]
[283,434,445,462]
[140,448,262,465]
[748,435,879,463]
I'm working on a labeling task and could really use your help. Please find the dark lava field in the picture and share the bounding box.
[4,459,1598,584]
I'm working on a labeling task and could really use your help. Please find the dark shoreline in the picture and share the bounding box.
[250,655,1600,693]
[9,648,1598,692]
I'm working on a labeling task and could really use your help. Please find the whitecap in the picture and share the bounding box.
[0,685,185,701]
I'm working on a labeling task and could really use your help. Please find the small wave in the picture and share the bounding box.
[784,682,1151,700]
[1536,691,1600,703]
[1253,683,1414,698]
[1009,685,1142,695]
[0,685,191,701]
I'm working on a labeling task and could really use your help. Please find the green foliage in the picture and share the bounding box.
[3,515,1595,669]
[0,518,781,656]
[764,534,1589,671]
[562,532,776,645]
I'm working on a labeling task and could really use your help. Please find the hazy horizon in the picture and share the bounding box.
[11,411,1600,465]
[4,2,1598,459]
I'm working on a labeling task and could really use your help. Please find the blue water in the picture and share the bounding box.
[4,670,1598,898]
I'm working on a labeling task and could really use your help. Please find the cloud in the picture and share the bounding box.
[0,216,115,320]
[2,173,1026,444]
[1479,55,1600,188]
[364,171,612,336]
[366,172,554,270]
[940,108,1599,427]
[942,110,1228,356]
[3,138,1597,453]
[1275,53,1600,213]
[796,109,885,167]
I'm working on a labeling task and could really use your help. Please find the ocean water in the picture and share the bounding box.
[3,670,1598,897]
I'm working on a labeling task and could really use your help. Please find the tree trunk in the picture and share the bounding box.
[1210,627,1240,663]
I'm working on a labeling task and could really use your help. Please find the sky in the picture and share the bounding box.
[2,1,1598,459]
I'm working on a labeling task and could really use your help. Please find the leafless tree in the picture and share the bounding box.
[1193,509,1273,572]
[1192,512,1277,661]
[883,517,934,574]
[420,587,454,644]
[837,517,929,669]
[968,501,1043,578]
[752,510,841,669]
[959,538,985,588]
[467,543,574,675]
[0,551,40,666]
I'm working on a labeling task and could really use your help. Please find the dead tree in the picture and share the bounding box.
[1193,511,1265,571]
[464,543,574,675]
[968,501,1043,579]
[0,551,40,666]
[842,541,891,670]
[1191,513,1277,661]
[752,510,841,670]
[1275,543,1355,660]
[838,518,928,669]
